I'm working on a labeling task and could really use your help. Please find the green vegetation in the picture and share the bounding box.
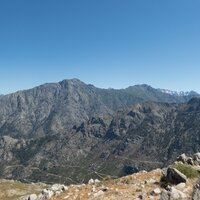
[170,163,199,179]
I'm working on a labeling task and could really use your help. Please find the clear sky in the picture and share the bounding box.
[0,0,200,94]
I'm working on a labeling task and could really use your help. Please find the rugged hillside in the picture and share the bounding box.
[1,97,200,184]
[0,79,198,139]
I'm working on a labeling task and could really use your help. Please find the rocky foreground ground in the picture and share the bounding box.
[2,153,200,200]
[49,169,194,200]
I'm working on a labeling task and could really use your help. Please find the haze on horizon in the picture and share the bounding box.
[0,0,199,94]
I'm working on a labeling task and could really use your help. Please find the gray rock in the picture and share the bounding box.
[94,179,100,183]
[88,179,95,184]
[169,187,187,199]
[42,189,54,199]
[175,182,186,190]
[28,194,37,200]
[150,188,161,195]
[186,157,194,165]
[177,153,187,163]
[194,153,200,165]
[93,190,104,197]
[50,184,68,192]
[192,184,200,200]
[160,190,170,200]
[166,167,187,184]
[36,194,46,200]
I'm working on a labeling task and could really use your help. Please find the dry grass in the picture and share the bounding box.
[0,180,46,200]
[50,169,163,200]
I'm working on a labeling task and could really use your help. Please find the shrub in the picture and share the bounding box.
[170,162,199,179]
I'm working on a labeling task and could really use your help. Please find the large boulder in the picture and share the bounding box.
[165,167,187,184]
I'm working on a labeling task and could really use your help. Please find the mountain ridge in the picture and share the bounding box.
[0,78,199,97]
[0,78,200,184]
[0,78,198,140]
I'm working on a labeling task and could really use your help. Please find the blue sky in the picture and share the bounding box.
[0,0,200,94]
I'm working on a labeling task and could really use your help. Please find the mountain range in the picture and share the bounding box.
[0,78,200,184]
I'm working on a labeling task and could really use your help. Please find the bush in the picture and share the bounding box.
[170,162,199,179]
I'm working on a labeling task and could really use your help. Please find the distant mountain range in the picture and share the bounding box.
[158,88,199,97]
[0,78,200,184]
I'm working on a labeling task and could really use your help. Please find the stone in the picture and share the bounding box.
[94,179,100,183]
[170,187,187,199]
[160,190,170,200]
[36,194,46,200]
[175,182,186,190]
[194,153,200,160]
[177,153,187,163]
[187,157,194,165]
[88,179,94,184]
[192,184,200,200]
[42,189,54,199]
[50,184,68,192]
[166,167,187,184]
[93,190,104,197]
[145,178,156,184]
[194,153,200,165]
[28,194,37,200]
[150,188,161,195]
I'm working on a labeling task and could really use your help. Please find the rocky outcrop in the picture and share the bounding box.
[22,184,68,200]
[177,153,200,166]
[165,167,187,184]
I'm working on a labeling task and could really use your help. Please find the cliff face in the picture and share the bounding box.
[0,79,197,139]
[1,96,200,184]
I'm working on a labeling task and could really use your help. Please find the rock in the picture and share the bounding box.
[150,188,161,195]
[166,167,187,184]
[177,153,187,163]
[91,186,96,192]
[88,179,94,184]
[42,189,54,199]
[21,196,31,200]
[144,178,156,184]
[94,179,100,183]
[169,187,187,199]
[137,192,146,200]
[28,194,37,200]
[55,191,61,196]
[37,194,48,200]
[50,184,68,192]
[160,190,170,200]
[93,190,104,197]
[187,157,194,165]
[192,184,200,200]
[175,182,186,190]
[194,153,200,165]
